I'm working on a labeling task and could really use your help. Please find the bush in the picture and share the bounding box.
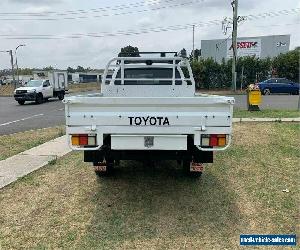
[191,48,299,90]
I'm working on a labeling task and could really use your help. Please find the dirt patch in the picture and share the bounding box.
[68,82,100,93]
[0,85,14,96]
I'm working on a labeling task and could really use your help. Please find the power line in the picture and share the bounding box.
[0,0,174,15]
[0,9,298,40]
[245,8,300,21]
[252,22,300,28]
[0,20,222,39]
[0,0,204,21]
[3,21,299,40]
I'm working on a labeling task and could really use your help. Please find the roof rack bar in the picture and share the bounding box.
[118,51,178,57]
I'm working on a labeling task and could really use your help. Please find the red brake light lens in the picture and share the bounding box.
[209,135,218,146]
[79,135,88,145]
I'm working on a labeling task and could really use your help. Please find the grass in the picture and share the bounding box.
[198,89,246,95]
[0,84,14,96]
[234,108,300,118]
[68,82,100,93]
[0,123,299,249]
[0,126,65,161]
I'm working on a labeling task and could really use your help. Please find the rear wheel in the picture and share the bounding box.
[58,92,65,100]
[35,93,43,104]
[263,88,271,95]
[17,100,25,105]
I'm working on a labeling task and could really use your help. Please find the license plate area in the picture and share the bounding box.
[111,135,187,150]
[94,165,106,172]
[190,162,204,172]
[144,136,154,148]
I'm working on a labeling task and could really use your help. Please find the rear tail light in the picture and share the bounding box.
[71,134,97,146]
[201,134,228,147]
[210,134,218,146]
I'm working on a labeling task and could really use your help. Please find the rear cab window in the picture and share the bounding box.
[113,67,187,85]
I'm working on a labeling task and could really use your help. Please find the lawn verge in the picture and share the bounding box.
[0,123,298,249]
[197,89,246,95]
[68,82,100,93]
[234,108,300,118]
[0,126,65,161]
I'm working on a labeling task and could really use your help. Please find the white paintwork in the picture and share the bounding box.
[33,70,68,91]
[15,71,68,100]
[14,80,53,98]
[64,55,234,151]
[111,135,187,150]
[102,57,195,97]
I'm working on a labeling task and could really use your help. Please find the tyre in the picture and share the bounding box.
[292,90,299,95]
[263,88,271,95]
[44,98,49,102]
[17,100,25,105]
[58,92,65,100]
[35,93,43,104]
[183,160,202,178]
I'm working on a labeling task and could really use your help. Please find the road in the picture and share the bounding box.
[0,94,299,135]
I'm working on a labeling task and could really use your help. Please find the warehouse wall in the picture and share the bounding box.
[201,34,290,63]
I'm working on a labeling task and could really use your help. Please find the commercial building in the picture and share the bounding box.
[201,34,290,63]
[68,70,104,83]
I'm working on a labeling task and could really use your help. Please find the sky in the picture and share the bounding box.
[0,0,299,69]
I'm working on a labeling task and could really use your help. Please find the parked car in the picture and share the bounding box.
[257,78,299,95]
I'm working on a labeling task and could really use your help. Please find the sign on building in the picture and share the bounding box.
[227,38,261,58]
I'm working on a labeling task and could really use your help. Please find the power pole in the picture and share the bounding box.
[192,25,195,61]
[15,44,26,86]
[298,56,300,110]
[231,0,238,92]
[241,65,244,91]
[8,50,16,89]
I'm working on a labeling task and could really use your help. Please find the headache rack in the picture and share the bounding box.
[102,51,195,87]
[118,51,179,57]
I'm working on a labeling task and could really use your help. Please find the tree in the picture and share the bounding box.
[272,49,299,82]
[67,67,75,73]
[76,66,86,72]
[179,48,187,57]
[118,45,140,57]
[18,68,33,75]
[189,49,201,61]
[43,66,54,71]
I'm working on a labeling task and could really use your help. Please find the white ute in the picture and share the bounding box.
[14,71,68,105]
[64,52,235,177]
